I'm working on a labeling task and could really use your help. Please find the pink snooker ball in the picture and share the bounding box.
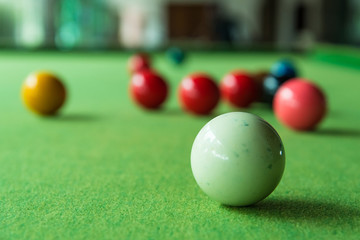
[273,79,327,131]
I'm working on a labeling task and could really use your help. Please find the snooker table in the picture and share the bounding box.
[0,48,359,239]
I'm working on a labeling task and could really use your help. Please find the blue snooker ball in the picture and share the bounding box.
[270,60,297,81]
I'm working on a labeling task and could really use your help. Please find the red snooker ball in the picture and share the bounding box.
[128,53,151,74]
[130,70,168,109]
[220,71,257,108]
[273,78,327,131]
[179,73,220,115]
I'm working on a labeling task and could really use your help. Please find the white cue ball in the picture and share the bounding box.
[191,112,285,206]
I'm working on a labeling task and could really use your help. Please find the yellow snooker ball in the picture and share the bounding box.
[22,71,66,116]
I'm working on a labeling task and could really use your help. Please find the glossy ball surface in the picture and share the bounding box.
[262,75,283,104]
[191,112,285,206]
[179,73,220,115]
[130,70,168,109]
[252,70,269,102]
[270,60,297,81]
[273,79,327,131]
[128,53,151,74]
[22,71,66,116]
[221,71,257,108]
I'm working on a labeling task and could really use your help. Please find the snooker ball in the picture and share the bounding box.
[262,75,283,104]
[22,71,66,116]
[178,73,220,115]
[128,53,151,74]
[252,70,269,102]
[166,47,186,65]
[130,69,168,109]
[220,71,257,108]
[270,60,297,81]
[273,78,327,131]
[191,112,285,206]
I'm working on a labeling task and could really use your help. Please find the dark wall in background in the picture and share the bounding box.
[260,0,278,43]
[167,3,218,42]
[322,0,350,44]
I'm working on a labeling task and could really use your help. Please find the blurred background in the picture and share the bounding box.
[0,0,359,51]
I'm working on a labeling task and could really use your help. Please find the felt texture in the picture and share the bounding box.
[0,51,359,239]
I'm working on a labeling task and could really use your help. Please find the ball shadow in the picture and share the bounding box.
[56,113,101,122]
[222,197,360,229]
[161,108,183,116]
[312,128,360,138]
[161,108,223,118]
[251,102,273,111]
